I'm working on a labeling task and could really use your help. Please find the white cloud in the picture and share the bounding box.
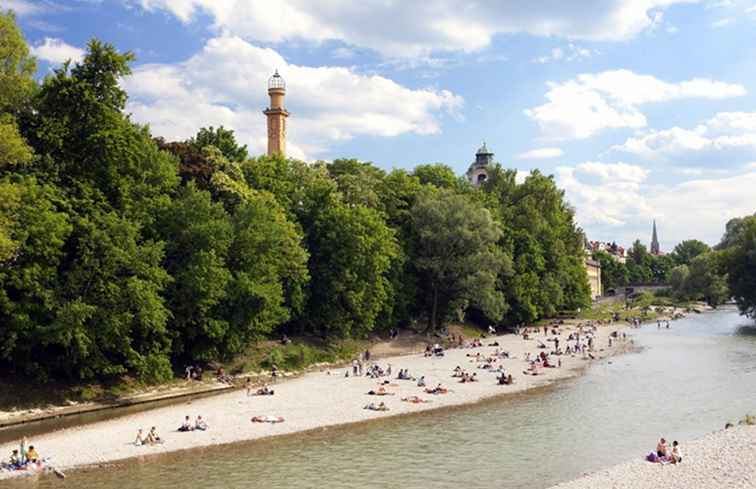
[30,38,85,64]
[712,17,735,27]
[556,162,653,227]
[532,43,595,64]
[525,70,746,139]
[516,147,564,160]
[5,0,44,16]
[612,111,756,163]
[123,35,462,160]
[747,5,756,13]
[135,0,696,58]
[557,161,756,247]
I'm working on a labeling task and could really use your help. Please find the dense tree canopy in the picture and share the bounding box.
[719,215,756,317]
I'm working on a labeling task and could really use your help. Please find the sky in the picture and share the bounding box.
[8,0,756,251]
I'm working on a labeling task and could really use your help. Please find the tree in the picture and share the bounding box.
[412,191,508,330]
[720,215,756,317]
[671,239,711,266]
[190,126,248,162]
[668,264,689,298]
[412,163,465,191]
[0,10,36,115]
[592,250,629,290]
[684,253,729,307]
[305,204,398,337]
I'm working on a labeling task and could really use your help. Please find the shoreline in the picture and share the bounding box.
[0,321,633,480]
[547,425,756,489]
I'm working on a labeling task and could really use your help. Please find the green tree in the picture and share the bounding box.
[668,264,690,299]
[190,126,248,162]
[684,253,729,307]
[412,163,465,190]
[305,204,398,337]
[0,10,36,115]
[592,250,629,290]
[671,239,711,266]
[412,190,509,330]
[720,216,756,317]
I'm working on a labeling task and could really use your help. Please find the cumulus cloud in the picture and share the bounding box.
[135,0,695,58]
[30,38,85,64]
[556,161,756,247]
[532,43,595,64]
[123,35,462,159]
[525,70,746,139]
[516,147,564,160]
[612,111,756,164]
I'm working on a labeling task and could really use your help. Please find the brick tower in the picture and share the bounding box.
[263,70,289,156]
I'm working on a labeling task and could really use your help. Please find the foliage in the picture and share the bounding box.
[670,239,711,266]
[412,190,509,329]
[719,215,756,317]
[190,126,248,163]
[0,10,36,114]
[592,250,629,290]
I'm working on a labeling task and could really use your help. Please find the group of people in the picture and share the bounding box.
[3,438,40,471]
[178,415,209,432]
[647,437,683,464]
[423,344,445,357]
[134,427,163,446]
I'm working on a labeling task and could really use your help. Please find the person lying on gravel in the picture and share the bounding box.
[254,385,274,395]
[364,402,389,411]
[367,387,394,396]
[425,384,448,394]
[251,415,284,423]
[401,396,431,404]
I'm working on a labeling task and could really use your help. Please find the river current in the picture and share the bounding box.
[8,307,756,489]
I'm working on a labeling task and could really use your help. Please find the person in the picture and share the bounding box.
[417,376,426,387]
[135,429,146,446]
[656,438,668,458]
[488,325,496,335]
[195,416,208,431]
[9,449,21,468]
[352,359,359,376]
[671,441,682,464]
[20,436,27,464]
[147,427,162,445]
[246,377,253,396]
[179,416,193,432]
[25,445,39,463]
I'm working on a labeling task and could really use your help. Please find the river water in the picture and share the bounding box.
[8,307,756,489]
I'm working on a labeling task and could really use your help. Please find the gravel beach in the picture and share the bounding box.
[548,425,756,489]
[0,325,628,478]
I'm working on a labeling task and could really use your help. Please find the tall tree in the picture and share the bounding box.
[720,215,756,317]
[671,239,711,266]
[412,190,509,330]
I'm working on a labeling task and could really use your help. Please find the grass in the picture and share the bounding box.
[223,337,370,375]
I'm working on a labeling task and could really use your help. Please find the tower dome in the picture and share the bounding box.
[268,70,286,91]
[467,142,494,186]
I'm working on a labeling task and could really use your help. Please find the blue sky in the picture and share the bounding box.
[9,0,756,250]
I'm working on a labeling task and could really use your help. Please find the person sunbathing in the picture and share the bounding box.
[256,385,275,396]
[425,384,448,394]
[251,415,284,423]
[178,416,194,432]
[364,402,389,411]
[401,396,430,404]
[367,387,394,396]
[8,449,21,469]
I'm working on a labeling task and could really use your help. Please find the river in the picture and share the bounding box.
[7,307,756,489]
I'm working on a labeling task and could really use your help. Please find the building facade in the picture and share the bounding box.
[263,70,289,156]
[585,258,602,300]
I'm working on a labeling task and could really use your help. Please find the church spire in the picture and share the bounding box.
[650,219,660,255]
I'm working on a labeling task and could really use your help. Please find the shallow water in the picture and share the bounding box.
[8,308,756,489]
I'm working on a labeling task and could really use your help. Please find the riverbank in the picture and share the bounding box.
[548,425,756,489]
[0,322,632,479]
